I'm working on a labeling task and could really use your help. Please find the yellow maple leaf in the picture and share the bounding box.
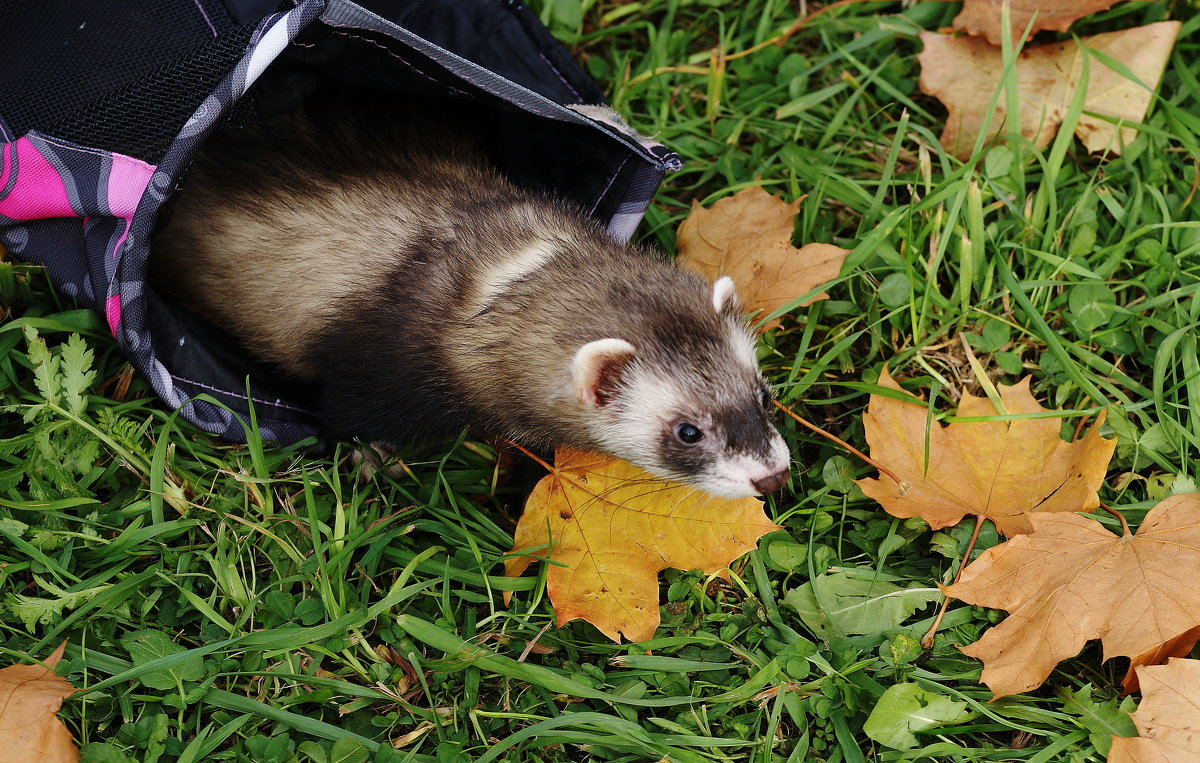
[0,642,79,762]
[854,367,1115,536]
[675,187,849,329]
[506,448,780,642]
[918,22,1181,159]
[945,495,1200,699]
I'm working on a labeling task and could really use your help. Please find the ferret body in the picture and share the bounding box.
[152,99,790,498]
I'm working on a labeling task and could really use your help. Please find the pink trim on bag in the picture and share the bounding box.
[107,153,156,218]
[0,138,73,220]
[105,294,122,335]
[0,138,157,336]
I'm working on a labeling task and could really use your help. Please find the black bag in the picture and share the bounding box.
[0,0,678,443]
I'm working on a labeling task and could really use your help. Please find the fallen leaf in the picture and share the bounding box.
[675,187,849,328]
[944,495,1200,699]
[391,721,436,749]
[0,642,80,762]
[854,368,1115,536]
[863,682,975,750]
[1122,625,1200,694]
[919,22,1181,160]
[952,0,1121,46]
[1110,658,1200,763]
[506,448,780,642]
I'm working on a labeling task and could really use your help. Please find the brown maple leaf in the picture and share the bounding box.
[952,0,1121,46]
[1109,658,1200,763]
[505,448,780,642]
[919,22,1181,160]
[1122,626,1200,694]
[675,187,849,329]
[945,495,1200,699]
[854,367,1115,536]
[0,642,79,762]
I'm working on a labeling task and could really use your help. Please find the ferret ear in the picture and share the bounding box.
[711,276,740,314]
[573,338,636,408]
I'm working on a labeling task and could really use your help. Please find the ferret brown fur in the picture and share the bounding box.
[152,98,790,497]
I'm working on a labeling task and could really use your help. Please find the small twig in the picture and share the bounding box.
[921,515,986,649]
[517,621,554,663]
[774,399,903,484]
[1100,502,1131,536]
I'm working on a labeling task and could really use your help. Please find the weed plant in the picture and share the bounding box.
[2,1,1199,760]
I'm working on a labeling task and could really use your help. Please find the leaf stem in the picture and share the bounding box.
[1070,413,1092,443]
[921,515,985,649]
[773,399,903,484]
[1100,503,1131,537]
[503,440,556,474]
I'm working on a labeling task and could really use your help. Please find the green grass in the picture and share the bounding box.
[3,1,1200,760]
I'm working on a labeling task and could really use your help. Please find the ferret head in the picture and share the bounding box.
[571,276,791,499]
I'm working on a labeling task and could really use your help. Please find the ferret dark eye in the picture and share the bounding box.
[760,388,773,410]
[675,423,703,445]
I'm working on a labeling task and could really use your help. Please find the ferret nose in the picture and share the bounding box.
[752,469,789,494]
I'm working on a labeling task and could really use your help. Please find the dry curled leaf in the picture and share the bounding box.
[675,187,849,328]
[391,721,436,750]
[0,642,79,762]
[1109,658,1200,763]
[854,367,1115,536]
[919,22,1181,160]
[952,0,1120,46]
[506,448,780,642]
[945,495,1200,699]
[1122,625,1200,694]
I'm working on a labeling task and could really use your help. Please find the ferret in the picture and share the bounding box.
[151,97,791,498]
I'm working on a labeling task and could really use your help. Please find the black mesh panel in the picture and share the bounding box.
[44,23,258,163]
[0,0,235,137]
